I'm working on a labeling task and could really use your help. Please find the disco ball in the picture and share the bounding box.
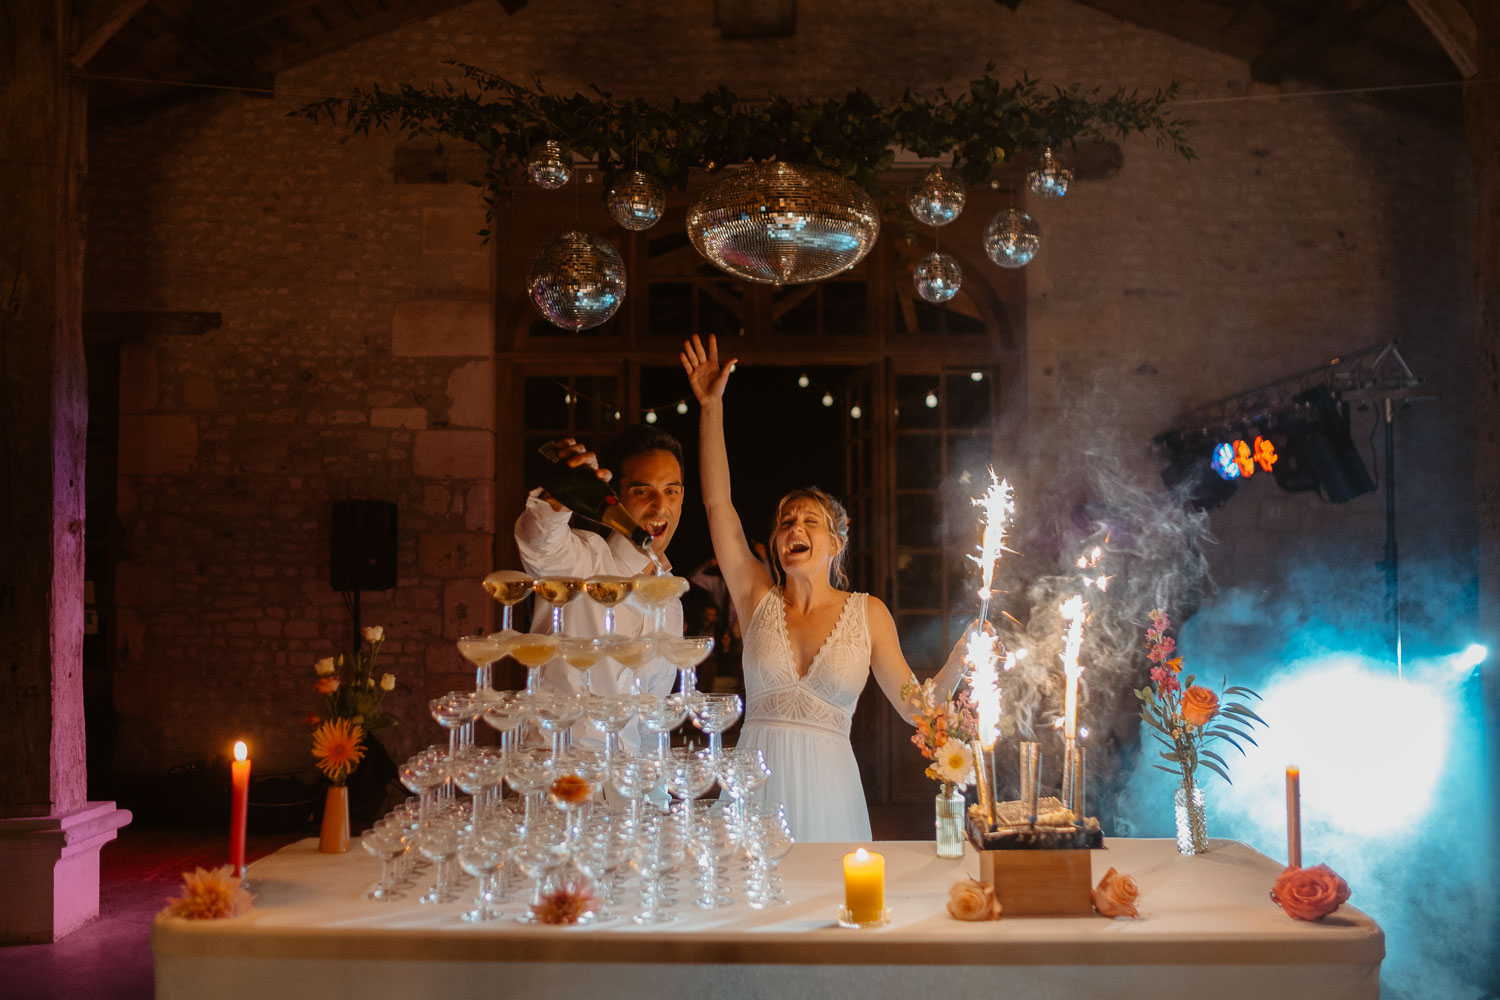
[527,230,626,330]
[686,162,880,285]
[526,140,573,190]
[1027,147,1073,198]
[907,165,966,227]
[606,170,665,231]
[983,209,1041,268]
[913,252,962,303]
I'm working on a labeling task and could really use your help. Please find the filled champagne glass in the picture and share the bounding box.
[628,574,690,634]
[556,636,607,694]
[509,633,558,694]
[599,635,656,696]
[482,570,535,632]
[583,575,634,634]
[534,577,585,633]
[658,635,714,696]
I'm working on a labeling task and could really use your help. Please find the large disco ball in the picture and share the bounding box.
[983,209,1041,268]
[526,140,573,190]
[527,230,626,330]
[908,165,966,227]
[606,170,665,231]
[686,162,880,285]
[1027,147,1073,198]
[913,252,962,303]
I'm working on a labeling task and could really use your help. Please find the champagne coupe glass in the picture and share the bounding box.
[666,747,717,861]
[637,693,689,760]
[608,752,664,829]
[583,575,634,634]
[399,747,449,826]
[687,807,737,909]
[513,810,567,924]
[599,635,656,696]
[627,574,690,635]
[534,576,585,633]
[688,692,743,759]
[509,633,559,695]
[480,689,529,754]
[430,690,483,764]
[556,636,607,695]
[451,746,506,830]
[482,570,536,634]
[585,694,638,760]
[659,635,715,697]
[456,633,505,693]
[459,818,523,922]
[504,748,556,830]
[361,824,407,901]
[632,813,685,925]
[547,768,596,853]
[722,747,771,839]
[577,806,632,922]
[416,814,464,905]
[744,805,795,908]
[532,691,586,759]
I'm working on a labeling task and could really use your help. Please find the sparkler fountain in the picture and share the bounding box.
[966,471,1014,821]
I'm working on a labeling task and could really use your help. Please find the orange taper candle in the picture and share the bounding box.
[1285,765,1301,869]
[230,741,251,878]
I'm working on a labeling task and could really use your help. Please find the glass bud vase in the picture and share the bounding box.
[1174,781,1208,855]
[935,784,966,859]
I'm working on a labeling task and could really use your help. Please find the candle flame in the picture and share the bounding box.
[854,847,870,861]
[233,740,248,762]
[965,629,1002,750]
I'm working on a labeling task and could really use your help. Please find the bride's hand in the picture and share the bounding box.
[680,333,737,404]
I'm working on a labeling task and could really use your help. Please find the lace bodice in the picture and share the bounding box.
[741,588,870,739]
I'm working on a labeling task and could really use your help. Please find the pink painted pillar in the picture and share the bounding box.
[0,0,130,943]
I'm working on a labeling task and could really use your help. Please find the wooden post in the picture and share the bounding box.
[0,0,130,943]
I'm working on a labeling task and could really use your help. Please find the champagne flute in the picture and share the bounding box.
[534,576,585,634]
[482,570,535,633]
[583,575,634,634]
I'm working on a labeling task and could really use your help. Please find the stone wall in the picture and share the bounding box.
[84,0,1474,776]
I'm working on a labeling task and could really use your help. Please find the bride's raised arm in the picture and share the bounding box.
[681,334,773,626]
[868,598,978,722]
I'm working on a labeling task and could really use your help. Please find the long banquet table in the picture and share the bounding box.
[151,837,1382,1000]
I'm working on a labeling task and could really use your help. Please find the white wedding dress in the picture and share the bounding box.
[736,588,874,843]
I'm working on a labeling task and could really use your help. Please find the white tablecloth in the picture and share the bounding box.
[151,837,1382,1000]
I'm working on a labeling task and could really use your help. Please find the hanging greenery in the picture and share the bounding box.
[293,61,1193,237]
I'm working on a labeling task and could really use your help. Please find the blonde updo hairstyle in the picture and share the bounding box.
[768,486,851,589]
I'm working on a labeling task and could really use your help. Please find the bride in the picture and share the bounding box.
[681,334,973,842]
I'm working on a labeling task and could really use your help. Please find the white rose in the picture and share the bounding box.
[363,625,384,642]
[314,656,337,676]
[380,673,396,691]
[934,740,975,787]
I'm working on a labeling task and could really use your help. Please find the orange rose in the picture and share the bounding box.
[1271,864,1351,921]
[946,877,1002,921]
[548,773,592,806]
[314,676,340,695]
[1092,866,1140,918]
[1180,686,1219,727]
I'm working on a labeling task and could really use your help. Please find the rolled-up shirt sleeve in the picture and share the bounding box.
[514,490,594,577]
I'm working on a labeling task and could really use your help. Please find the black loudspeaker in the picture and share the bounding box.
[330,500,398,592]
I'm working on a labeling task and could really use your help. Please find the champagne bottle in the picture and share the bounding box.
[536,441,656,554]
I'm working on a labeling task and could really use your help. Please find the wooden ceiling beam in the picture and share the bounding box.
[1251,0,1392,84]
[1405,0,1479,76]
[71,0,150,67]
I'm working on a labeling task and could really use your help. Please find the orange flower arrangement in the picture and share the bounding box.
[162,865,253,920]
[531,884,601,925]
[311,717,367,785]
[1271,864,1351,921]
[1092,866,1141,918]
[1180,686,1219,727]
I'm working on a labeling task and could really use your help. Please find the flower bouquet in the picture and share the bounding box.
[1133,609,1266,854]
[307,626,398,852]
[901,677,980,858]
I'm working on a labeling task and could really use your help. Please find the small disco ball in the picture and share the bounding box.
[907,165,966,227]
[527,230,626,330]
[983,209,1041,268]
[606,170,665,231]
[687,162,879,285]
[913,251,962,303]
[526,140,573,190]
[1027,147,1073,198]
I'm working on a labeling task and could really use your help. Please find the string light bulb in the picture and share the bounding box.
[798,373,810,388]
[821,392,834,407]
[645,410,657,424]
[925,391,938,409]
[676,400,689,415]
[850,404,862,419]
[971,371,984,382]
[613,410,621,421]
[564,391,573,405]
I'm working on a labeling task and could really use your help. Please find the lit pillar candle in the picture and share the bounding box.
[230,741,251,878]
[842,848,885,923]
[1286,765,1301,869]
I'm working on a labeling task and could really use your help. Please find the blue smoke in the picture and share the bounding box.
[1111,568,1495,1000]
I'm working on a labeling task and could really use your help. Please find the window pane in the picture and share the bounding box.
[896,492,939,547]
[896,432,941,490]
[946,372,991,426]
[895,551,943,611]
[895,375,940,430]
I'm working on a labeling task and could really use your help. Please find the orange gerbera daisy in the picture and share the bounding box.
[311,718,366,784]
